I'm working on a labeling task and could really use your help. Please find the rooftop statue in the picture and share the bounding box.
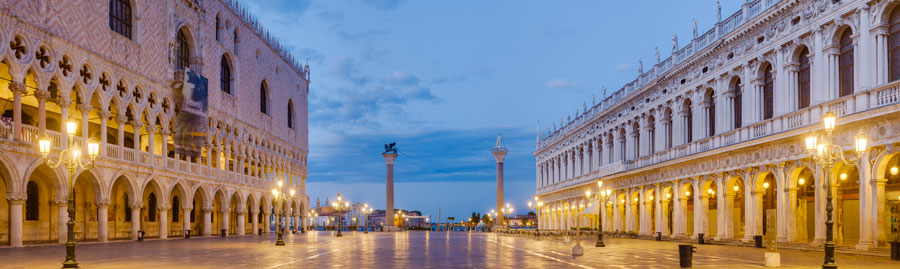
[384,142,398,154]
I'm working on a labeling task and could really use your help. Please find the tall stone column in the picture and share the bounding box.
[131,205,142,240]
[10,82,24,141]
[36,89,49,135]
[97,201,109,242]
[237,211,246,235]
[383,152,398,229]
[203,207,213,236]
[56,197,68,244]
[183,206,192,237]
[491,146,507,227]
[8,194,25,247]
[159,207,169,239]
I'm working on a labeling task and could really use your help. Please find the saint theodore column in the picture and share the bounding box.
[491,135,508,228]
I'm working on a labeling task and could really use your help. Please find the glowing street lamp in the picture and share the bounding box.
[39,120,99,268]
[805,111,867,269]
[271,179,295,246]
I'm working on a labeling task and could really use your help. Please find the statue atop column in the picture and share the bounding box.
[717,1,722,22]
[672,34,678,52]
[655,47,660,64]
[383,142,398,154]
[638,58,643,74]
[692,18,698,38]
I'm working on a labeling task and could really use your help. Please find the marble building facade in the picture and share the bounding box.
[534,0,900,250]
[0,0,309,246]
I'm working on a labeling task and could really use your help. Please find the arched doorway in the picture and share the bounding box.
[726,176,746,240]
[141,180,163,238]
[796,167,816,243]
[246,195,254,234]
[704,180,718,238]
[73,171,101,241]
[760,173,777,238]
[109,175,134,240]
[169,183,188,238]
[230,193,239,235]
[878,154,900,243]
[0,158,12,245]
[190,190,204,236]
[685,184,695,236]
[662,186,674,236]
[25,164,62,243]
[835,164,860,245]
[212,190,225,236]
[646,188,656,235]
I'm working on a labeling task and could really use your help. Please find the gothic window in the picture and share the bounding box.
[25,181,39,221]
[220,56,232,94]
[633,122,640,159]
[732,78,743,129]
[148,193,157,222]
[172,197,180,222]
[798,48,811,109]
[215,15,221,42]
[706,90,715,137]
[889,8,900,81]
[176,29,190,70]
[260,81,268,114]
[763,64,774,120]
[839,30,854,97]
[109,0,132,39]
[287,100,294,129]
[124,195,131,222]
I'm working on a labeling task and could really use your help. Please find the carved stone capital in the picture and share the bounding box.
[202,207,215,213]
[34,89,51,101]
[95,200,111,207]
[9,82,26,94]
[6,193,26,204]
[97,110,112,119]
[77,104,92,112]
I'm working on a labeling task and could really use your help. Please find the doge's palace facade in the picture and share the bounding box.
[535,0,900,251]
[0,0,309,247]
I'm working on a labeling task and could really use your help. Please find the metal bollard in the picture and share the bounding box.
[698,233,704,244]
[656,232,662,241]
[754,235,763,248]
[184,230,191,239]
[678,244,693,267]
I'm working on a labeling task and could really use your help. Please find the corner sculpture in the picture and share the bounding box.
[384,142,399,154]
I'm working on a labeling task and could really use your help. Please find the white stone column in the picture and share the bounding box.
[857,154,874,249]
[813,166,825,245]
[492,148,507,227]
[251,209,259,235]
[221,209,229,236]
[131,205,141,240]
[237,211,246,235]
[132,121,143,152]
[264,210,271,235]
[697,190,709,238]
[146,125,157,156]
[78,104,91,153]
[159,208,169,239]
[742,176,756,242]
[10,82,24,141]
[36,89,48,135]
[775,164,788,242]
[182,206,192,237]
[8,195,25,247]
[97,201,109,242]
[203,207,213,236]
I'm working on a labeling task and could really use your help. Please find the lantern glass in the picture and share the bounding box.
[66,120,78,136]
[87,138,100,157]
[277,180,283,187]
[290,189,295,196]
[823,112,836,131]
[855,131,867,153]
[805,135,817,151]
[71,148,81,160]
[272,189,278,196]
[597,181,603,187]
[38,136,51,154]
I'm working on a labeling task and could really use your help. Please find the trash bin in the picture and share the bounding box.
[184,230,191,239]
[890,241,900,261]
[137,231,144,241]
[754,235,763,248]
[656,232,662,241]
[221,229,226,237]
[698,233,704,244]
[678,244,693,267]
[258,228,263,235]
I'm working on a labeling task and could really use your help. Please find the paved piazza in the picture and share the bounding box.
[0,232,896,268]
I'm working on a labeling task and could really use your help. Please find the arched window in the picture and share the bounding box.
[632,122,640,159]
[647,116,655,154]
[124,194,131,222]
[618,129,626,161]
[148,193,157,222]
[705,90,715,137]
[215,15,221,42]
[260,81,268,114]
[665,109,673,149]
[732,78,742,129]
[176,29,190,70]
[172,196,180,222]
[109,0,132,39]
[287,100,294,129]
[839,30,854,97]
[220,56,232,94]
[889,8,900,81]
[684,99,693,143]
[763,64,774,120]
[798,48,811,109]
[25,181,39,221]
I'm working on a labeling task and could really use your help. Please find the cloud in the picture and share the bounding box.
[333,58,372,85]
[614,63,632,71]
[382,71,420,86]
[360,0,405,10]
[546,79,581,90]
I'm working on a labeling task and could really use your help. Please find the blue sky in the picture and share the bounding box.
[240,0,741,220]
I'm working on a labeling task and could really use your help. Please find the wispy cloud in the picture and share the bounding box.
[333,57,372,85]
[545,79,581,90]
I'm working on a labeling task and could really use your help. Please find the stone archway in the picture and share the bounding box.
[109,174,136,240]
[72,169,102,241]
[141,179,164,238]
[0,154,15,246]
[190,188,205,236]
[24,164,64,243]
[169,182,188,238]
[724,175,746,240]
[834,163,860,246]
[229,192,239,235]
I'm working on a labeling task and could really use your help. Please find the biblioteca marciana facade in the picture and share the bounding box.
[534,0,900,250]
[0,0,310,247]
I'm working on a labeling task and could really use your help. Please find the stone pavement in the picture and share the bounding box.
[0,231,897,268]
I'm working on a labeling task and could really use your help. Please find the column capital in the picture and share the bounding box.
[95,200,111,207]
[383,153,398,164]
[57,97,73,107]
[130,204,143,210]
[77,104,92,112]
[54,195,69,205]
[6,192,26,204]
[34,89,51,101]
[9,81,26,93]
[182,205,194,211]
[131,120,144,128]
[97,109,112,119]
[115,114,128,124]
[145,124,158,132]
[202,207,215,212]
[250,209,260,214]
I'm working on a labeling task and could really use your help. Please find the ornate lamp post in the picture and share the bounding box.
[271,180,295,246]
[529,197,544,233]
[585,181,607,247]
[361,204,371,234]
[332,194,349,237]
[39,120,100,269]
[804,111,867,269]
